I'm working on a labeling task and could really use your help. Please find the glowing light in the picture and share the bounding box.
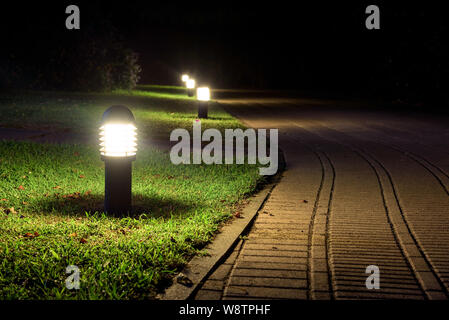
[197,87,210,101]
[186,79,196,89]
[100,124,137,157]
[182,74,189,82]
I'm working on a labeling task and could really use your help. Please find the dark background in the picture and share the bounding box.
[1,1,448,105]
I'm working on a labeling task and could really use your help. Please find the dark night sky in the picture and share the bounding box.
[1,1,448,95]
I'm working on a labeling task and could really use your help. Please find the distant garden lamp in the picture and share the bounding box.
[186,78,195,97]
[181,74,189,82]
[197,87,210,119]
[99,105,137,216]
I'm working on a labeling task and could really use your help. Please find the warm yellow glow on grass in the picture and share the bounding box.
[197,87,210,101]
[100,124,137,157]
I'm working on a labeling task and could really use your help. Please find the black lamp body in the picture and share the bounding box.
[103,156,134,216]
[198,101,209,119]
[187,88,194,97]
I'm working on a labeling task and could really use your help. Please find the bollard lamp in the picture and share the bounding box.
[99,105,137,215]
[186,78,195,97]
[197,87,210,119]
[181,74,189,82]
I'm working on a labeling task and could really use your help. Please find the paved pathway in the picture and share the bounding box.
[193,98,449,300]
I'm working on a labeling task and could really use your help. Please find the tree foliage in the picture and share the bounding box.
[1,17,141,92]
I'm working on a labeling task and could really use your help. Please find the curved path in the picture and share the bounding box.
[193,96,449,300]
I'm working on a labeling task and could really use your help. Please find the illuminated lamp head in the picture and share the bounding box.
[186,78,196,89]
[99,105,137,159]
[196,87,210,101]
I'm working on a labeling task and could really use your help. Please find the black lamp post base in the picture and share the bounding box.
[187,89,194,97]
[104,157,133,216]
[198,101,208,118]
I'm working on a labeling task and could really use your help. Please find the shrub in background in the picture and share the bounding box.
[0,19,141,92]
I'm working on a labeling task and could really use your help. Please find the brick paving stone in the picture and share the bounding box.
[242,249,308,258]
[229,276,307,289]
[311,291,331,300]
[334,291,425,300]
[244,239,309,245]
[333,266,416,276]
[240,255,307,264]
[337,278,420,288]
[331,249,405,257]
[311,272,330,292]
[426,291,448,300]
[334,284,423,295]
[244,243,308,252]
[195,290,222,300]
[311,246,327,260]
[415,271,445,292]
[224,286,308,299]
[235,261,308,271]
[335,274,416,282]
[311,258,329,273]
[231,268,307,279]
[330,258,413,267]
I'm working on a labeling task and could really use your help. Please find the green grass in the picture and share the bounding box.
[0,88,242,140]
[0,88,265,299]
[116,89,191,101]
[136,84,188,94]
